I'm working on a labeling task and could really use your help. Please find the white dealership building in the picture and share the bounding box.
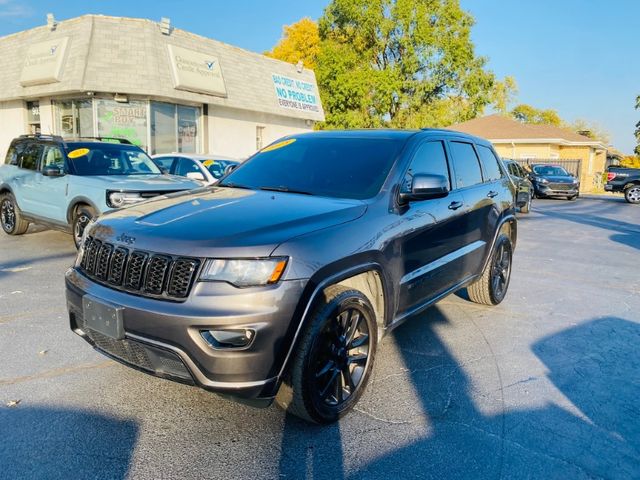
[0,14,325,161]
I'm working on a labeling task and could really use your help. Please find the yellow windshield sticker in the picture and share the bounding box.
[261,139,296,153]
[68,148,90,159]
[202,160,215,167]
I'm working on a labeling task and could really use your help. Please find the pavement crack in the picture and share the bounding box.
[353,406,415,425]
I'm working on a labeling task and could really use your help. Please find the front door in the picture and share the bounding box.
[396,140,468,317]
[32,144,70,224]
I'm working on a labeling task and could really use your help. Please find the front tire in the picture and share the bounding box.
[72,205,97,248]
[624,185,640,204]
[0,193,29,235]
[467,234,513,306]
[276,286,377,424]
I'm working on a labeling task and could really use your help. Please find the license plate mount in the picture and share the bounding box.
[83,295,124,340]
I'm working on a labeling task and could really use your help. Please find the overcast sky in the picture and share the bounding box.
[1,0,637,153]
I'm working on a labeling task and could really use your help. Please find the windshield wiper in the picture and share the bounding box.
[259,186,313,195]
[219,182,254,190]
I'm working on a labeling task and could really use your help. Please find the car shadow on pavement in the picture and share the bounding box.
[0,406,138,479]
[0,251,76,278]
[278,308,640,479]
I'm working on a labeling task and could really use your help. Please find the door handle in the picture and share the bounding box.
[448,201,464,210]
[487,191,499,198]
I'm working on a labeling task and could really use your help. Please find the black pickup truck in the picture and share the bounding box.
[605,166,640,204]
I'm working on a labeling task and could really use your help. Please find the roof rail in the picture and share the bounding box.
[68,136,133,145]
[19,133,64,142]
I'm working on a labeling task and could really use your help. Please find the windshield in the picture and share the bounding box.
[203,160,239,180]
[220,136,406,200]
[66,143,161,176]
[532,165,569,176]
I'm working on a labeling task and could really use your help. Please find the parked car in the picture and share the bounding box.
[528,164,580,200]
[152,153,240,185]
[66,129,517,424]
[605,166,640,204]
[0,135,201,247]
[503,159,533,213]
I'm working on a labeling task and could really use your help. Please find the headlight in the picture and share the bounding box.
[199,258,288,287]
[107,191,143,208]
[536,177,549,184]
[572,179,579,185]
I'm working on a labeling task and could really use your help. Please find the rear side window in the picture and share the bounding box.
[476,145,503,181]
[402,141,450,192]
[449,141,483,188]
[21,143,43,171]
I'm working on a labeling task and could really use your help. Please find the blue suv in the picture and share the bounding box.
[0,135,200,247]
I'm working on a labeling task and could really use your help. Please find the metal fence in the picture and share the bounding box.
[509,158,582,179]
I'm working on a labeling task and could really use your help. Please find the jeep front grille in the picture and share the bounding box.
[78,237,201,301]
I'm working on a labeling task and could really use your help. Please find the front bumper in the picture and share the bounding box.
[65,267,307,403]
[534,184,579,197]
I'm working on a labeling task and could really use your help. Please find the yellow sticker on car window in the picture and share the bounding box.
[261,139,296,153]
[68,148,90,159]
[202,160,215,167]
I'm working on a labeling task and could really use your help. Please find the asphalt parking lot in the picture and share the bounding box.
[0,195,638,480]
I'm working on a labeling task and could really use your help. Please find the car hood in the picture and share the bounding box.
[534,175,576,183]
[80,174,200,191]
[88,187,367,257]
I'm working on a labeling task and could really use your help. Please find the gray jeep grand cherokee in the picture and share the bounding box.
[65,129,517,423]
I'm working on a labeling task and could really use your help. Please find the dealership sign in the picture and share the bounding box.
[20,37,69,86]
[272,74,320,113]
[168,45,227,97]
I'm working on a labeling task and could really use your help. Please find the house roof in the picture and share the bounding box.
[448,114,606,149]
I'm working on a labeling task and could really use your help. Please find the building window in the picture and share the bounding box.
[256,126,265,151]
[55,100,94,138]
[150,102,200,154]
[97,99,148,151]
[26,101,41,134]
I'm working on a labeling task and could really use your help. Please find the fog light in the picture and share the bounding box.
[201,329,255,349]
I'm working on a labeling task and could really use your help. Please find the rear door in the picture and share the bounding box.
[14,141,44,216]
[447,140,496,278]
[397,140,467,315]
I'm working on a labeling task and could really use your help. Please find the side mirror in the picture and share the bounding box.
[159,167,169,175]
[399,174,449,204]
[42,165,65,177]
[186,171,206,181]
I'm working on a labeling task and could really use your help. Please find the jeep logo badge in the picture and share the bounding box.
[116,233,136,245]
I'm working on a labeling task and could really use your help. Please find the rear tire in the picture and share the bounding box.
[276,286,377,424]
[0,193,29,235]
[72,205,97,249]
[467,235,513,306]
[624,185,640,204]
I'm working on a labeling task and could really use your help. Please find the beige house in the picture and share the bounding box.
[449,115,608,192]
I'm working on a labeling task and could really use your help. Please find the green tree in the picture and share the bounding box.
[316,0,497,129]
[571,118,610,144]
[265,18,320,70]
[635,95,640,156]
[510,104,562,126]
[491,76,518,115]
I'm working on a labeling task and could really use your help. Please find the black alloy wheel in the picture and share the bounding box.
[310,305,371,409]
[1,197,16,233]
[0,193,29,235]
[490,239,512,303]
[276,286,377,423]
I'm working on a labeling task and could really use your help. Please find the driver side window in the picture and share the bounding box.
[402,141,451,193]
